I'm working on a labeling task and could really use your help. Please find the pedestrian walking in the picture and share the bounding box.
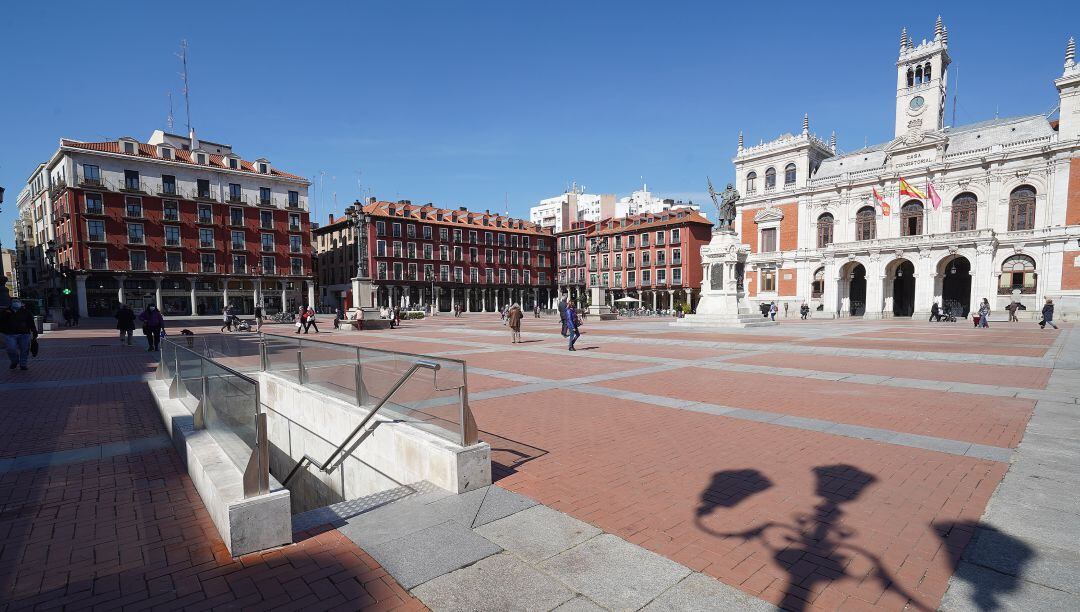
[534,303,541,318]
[71,309,80,327]
[138,305,164,351]
[507,303,523,344]
[295,306,307,333]
[63,307,73,328]
[1006,301,1019,323]
[565,300,581,351]
[800,303,810,320]
[115,303,136,345]
[784,302,789,318]
[255,305,264,333]
[976,298,991,328]
[303,306,319,333]
[1,300,38,371]
[769,302,778,322]
[558,295,569,337]
[1040,298,1059,330]
[929,302,942,322]
[220,305,233,333]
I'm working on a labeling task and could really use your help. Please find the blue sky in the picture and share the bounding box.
[1,1,1077,247]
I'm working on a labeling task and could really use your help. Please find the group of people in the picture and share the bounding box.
[928,297,1059,329]
[294,306,320,333]
[114,303,165,351]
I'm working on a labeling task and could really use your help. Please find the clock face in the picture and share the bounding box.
[910,95,925,110]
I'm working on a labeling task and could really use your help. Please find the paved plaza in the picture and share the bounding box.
[1,313,1078,611]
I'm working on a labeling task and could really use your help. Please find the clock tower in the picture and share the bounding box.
[895,16,950,139]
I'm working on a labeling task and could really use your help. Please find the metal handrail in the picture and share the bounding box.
[281,359,441,485]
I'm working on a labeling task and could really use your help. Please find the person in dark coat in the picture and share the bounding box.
[565,300,581,351]
[558,295,569,337]
[1,300,38,370]
[1040,298,1058,330]
[929,302,942,322]
[138,305,164,351]
[507,303,523,344]
[116,304,137,345]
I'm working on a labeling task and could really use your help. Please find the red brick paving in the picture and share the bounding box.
[601,367,1034,448]
[801,336,1050,357]
[460,349,635,378]
[730,352,1053,389]
[583,342,736,361]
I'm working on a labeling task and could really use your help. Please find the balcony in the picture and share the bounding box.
[199,240,216,249]
[163,212,179,222]
[128,235,145,245]
[291,267,304,276]
[120,180,148,194]
[671,277,683,286]
[671,258,682,266]
[290,246,302,254]
[200,264,218,274]
[78,173,109,190]
[158,183,179,197]
[289,224,301,232]
[231,242,246,251]
[167,263,184,273]
[166,238,182,247]
[191,188,217,202]
[227,193,247,204]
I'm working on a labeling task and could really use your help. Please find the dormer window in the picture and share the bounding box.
[229,158,239,170]
[259,163,268,174]
[160,147,173,160]
[196,153,207,165]
[123,141,136,154]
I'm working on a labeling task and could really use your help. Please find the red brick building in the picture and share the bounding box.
[28,131,312,317]
[359,199,556,312]
[554,221,594,306]
[583,209,713,311]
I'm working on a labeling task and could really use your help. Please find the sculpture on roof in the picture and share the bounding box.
[707,176,740,231]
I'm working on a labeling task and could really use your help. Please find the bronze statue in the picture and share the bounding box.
[708,176,740,231]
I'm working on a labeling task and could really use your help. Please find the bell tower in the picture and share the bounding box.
[895,16,950,139]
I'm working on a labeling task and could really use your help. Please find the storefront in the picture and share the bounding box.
[86,275,120,317]
[161,277,192,316]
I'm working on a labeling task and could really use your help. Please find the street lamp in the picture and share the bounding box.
[44,239,57,321]
[344,201,379,320]
[425,268,436,315]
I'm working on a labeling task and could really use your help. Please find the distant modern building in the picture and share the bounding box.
[530,185,615,232]
[733,19,1080,318]
[615,186,701,218]
[14,130,313,317]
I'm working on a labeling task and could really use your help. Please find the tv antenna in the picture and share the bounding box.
[167,93,175,129]
[176,40,193,133]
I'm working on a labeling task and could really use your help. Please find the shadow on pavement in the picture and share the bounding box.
[934,520,1034,611]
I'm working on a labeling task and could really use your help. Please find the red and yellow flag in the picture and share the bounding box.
[899,177,926,199]
[872,188,891,216]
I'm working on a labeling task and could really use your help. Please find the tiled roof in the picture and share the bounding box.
[59,139,307,181]
[362,201,552,235]
[593,210,712,236]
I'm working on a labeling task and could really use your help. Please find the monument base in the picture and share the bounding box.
[672,313,777,328]
[671,228,777,328]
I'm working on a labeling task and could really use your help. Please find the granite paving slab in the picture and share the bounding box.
[366,521,502,590]
[643,572,781,611]
[412,552,574,612]
[475,504,602,563]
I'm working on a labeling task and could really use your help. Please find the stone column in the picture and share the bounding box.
[912,253,935,318]
[154,277,163,311]
[823,259,840,317]
[668,289,675,310]
[190,284,198,316]
[76,275,89,319]
[450,288,456,313]
[864,267,885,319]
[281,287,288,313]
[464,289,471,312]
[117,275,126,305]
[306,280,315,308]
[972,244,996,308]
[222,283,229,312]
[253,280,260,312]
[533,288,538,310]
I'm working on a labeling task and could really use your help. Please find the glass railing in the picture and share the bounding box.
[159,337,269,498]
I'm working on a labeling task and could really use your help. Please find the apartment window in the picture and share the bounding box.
[200,253,216,273]
[672,248,681,264]
[523,252,531,266]
[124,170,140,191]
[499,250,507,264]
[165,226,181,247]
[232,255,247,274]
[453,229,462,243]
[196,153,207,164]
[656,231,665,245]
[440,265,449,282]
[259,187,271,205]
[289,213,300,231]
[394,242,403,258]
[125,197,143,218]
[760,228,778,253]
[85,193,103,214]
[440,228,449,241]
[129,251,147,271]
[499,269,507,284]
[524,270,532,284]
[512,251,519,265]
[230,207,244,226]
[392,223,402,238]
[376,221,386,236]
[642,251,651,266]
[511,269,519,284]
[641,233,649,247]
[762,268,776,292]
[163,200,178,221]
[485,268,494,283]
[377,262,388,279]
[485,232,493,245]
[376,240,386,257]
[497,233,506,246]
[199,228,215,248]
[231,230,245,249]
[290,235,302,253]
[406,224,416,239]
[260,210,274,229]
[90,247,108,270]
[161,148,173,160]
[393,262,403,280]
[162,174,177,195]
[510,234,518,247]
[424,264,435,281]
[423,244,433,259]
[614,271,622,287]
[262,256,276,274]
[82,164,101,184]
[523,236,530,248]
[291,258,303,275]
[228,158,239,169]
[198,205,213,224]
[656,269,667,285]
[672,268,682,285]
[452,246,462,261]
[259,163,268,174]
[671,228,681,243]
[816,213,834,248]
[423,225,432,240]
[197,179,211,199]
[229,183,242,202]
[642,270,651,284]
[288,191,299,207]
[628,270,636,285]
[613,235,622,250]
[560,237,567,251]
[166,251,182,272]
[440,245,449,261]
[470,268,479,283]
[87,220,106,242]
[628,235,636,248]
[656,250,666,265]
[538,254,546,267]
[261,233,274,251]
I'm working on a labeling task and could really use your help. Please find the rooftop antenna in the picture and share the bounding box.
[176,40,192,134]
[166,93,174,130]
[951,65,958,127]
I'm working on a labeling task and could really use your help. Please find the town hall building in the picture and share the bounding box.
[733,17,1080,319]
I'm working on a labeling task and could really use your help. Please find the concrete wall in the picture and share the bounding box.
[258,373,491,514]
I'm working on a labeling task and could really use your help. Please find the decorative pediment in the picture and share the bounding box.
[753,206,784,224]
[883,130,947,153]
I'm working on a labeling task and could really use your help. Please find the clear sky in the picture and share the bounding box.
[1,0,1077,247]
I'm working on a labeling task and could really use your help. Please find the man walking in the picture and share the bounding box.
[565,300,581,351]
[507,303,523,344]
[1,300,37,370]
[116,303,136,345]
[977,298,991,328]
[558,294,569,337]
[1006,301,1019,323]
[1040,298,1059,330]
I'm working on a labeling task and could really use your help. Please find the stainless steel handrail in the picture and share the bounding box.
[281,359,441,485]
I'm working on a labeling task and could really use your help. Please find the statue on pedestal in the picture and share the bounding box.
[708,177,740,232]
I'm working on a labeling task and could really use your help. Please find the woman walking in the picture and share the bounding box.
[977,298,991,329]
[138,305,164,352]
[507,303,523,344]
[255,304,264,333]
[220,305,233,333]
[565,300,581,351]
[304,306,319,333]
[115,303,136,346]
[1040,298,1059,330]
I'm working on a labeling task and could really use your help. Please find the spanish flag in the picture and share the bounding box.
[899,177,926,199]
[872,188,891,216]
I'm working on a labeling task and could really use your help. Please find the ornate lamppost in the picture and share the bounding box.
[345,202,379,320]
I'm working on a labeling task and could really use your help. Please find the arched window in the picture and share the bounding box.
[811,267,825,298]
[855,206,876,240]
[784,163,797,186]
[906,68,914,87]
[999,254,1037,295]
[950,192,977,232]
[914,65,923,84]
[924,63,932,81]
[746,171,757,194]
[816,213,834,248]
[764,167,776,190]
[901,200,924,236]
[1008,186,1036,231]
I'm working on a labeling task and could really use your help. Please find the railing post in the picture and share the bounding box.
[168,354,181,399]
[296,350,306,385]
[260,340,269,371]
[194,374,208,429]
[459,370,479,446]
[354,362,369,406]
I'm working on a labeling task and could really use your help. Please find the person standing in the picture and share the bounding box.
[507,303,523,344]
[800,303,810,320]
[71,308,80,327]
[63,307,73,328]
[115,303,136,345]
[534,303,541,319]
[558,295,569,337]
[255,304,264,333]
[138,305,164,352]
[295,306,307,334]
[1006,301,1019,323]
[565,300,581,351]
[1040,298,1059,330]
[220,305,233,333]
[769,302,778,322]
[304,306,319,333]
[977,298,991,329]
[1,300,38,371]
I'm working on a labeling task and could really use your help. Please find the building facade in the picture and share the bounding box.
[361,199,556,312]
[15,130,313,318]
[555,221,594,306]
[313,214,356,310]
[733,19,1080,318]
[615,186,701,218]
[530,186,614,232]
[585,209,713,311]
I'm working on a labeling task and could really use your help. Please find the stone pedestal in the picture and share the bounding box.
[673,230,776,328]
[348,277,382,321]
[588,285,618,320]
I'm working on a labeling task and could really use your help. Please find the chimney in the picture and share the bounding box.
[459,206,468,212]
[189,127,199,150]
[367,196,376,205]
[328,213,334,223]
